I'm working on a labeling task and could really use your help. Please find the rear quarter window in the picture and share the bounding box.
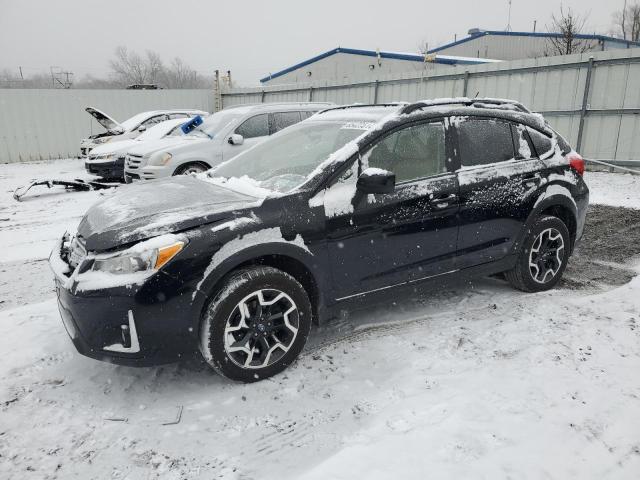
[457,118,515,167]
[526,127,554,158]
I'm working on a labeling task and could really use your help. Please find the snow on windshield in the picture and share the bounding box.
[136,119,186,141]
[191,109,245,137]
[119,112,155,132]
[207,120,372,194]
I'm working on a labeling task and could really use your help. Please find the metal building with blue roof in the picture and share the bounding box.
[260,47,500,85]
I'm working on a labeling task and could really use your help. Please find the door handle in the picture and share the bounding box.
[429,193,458,209]
[522,173,542,187]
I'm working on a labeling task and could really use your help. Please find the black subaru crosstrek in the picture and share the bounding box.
[50,98,589,382]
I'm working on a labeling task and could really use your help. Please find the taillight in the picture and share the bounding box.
[567,152,585,176]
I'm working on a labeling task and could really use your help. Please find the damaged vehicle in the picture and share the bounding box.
[51,98,588,382]
[85,117,197,180]
[80,107,208,157]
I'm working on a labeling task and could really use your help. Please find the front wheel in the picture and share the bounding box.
[199,266,312,382]
[174,162,209,176]
[505,215,571,292]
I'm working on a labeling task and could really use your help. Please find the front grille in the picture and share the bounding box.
[125,154,143,170]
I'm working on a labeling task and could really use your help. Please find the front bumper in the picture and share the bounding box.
[124,165,170,183]
[50,241,200,366]
[85,157,125,180]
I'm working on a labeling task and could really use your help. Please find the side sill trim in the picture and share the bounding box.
[335,269,459,302]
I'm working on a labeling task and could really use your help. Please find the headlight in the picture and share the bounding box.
[94,137,112,145]
[91,240,184,275]
[96,154,114,161]
[148,152,173,166]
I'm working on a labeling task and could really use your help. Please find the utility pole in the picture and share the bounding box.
[506,0,512,32]
[214,70,222,112]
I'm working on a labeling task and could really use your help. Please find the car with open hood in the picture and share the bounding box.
[51,98,588,383]
[84,117,198,180]
[80,107,208,157]
[123,102,332,181]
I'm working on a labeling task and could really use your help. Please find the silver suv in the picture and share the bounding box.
[123,102,332,182]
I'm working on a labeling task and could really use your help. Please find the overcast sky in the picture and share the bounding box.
[0,0,624,86]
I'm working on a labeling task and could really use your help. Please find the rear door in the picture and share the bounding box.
[270,111,302,134]
[454,116,544,268]
[324,120,459,300]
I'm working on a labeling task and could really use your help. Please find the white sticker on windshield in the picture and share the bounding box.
[340,121,375,130]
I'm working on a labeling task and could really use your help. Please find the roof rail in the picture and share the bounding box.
[400,97,531,115]
[316,103,407,115]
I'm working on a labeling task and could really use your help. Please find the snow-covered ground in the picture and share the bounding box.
[1,159,639,479]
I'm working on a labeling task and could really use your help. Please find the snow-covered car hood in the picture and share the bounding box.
[126,135,207,157]
[88,139,138,157]
[76,175,261,251]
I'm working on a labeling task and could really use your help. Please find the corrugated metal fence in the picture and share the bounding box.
[0,89,215,162]
[221,48,640,164]
[2,48,640,163]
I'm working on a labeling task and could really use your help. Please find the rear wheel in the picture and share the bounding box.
[505,215,570,292]
[174,162,209,176]
[199,266,312,382]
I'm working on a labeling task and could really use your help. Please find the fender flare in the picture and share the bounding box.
[190,231,325,325]
[514,184,578,255]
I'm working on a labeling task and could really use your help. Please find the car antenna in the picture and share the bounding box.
[474,91,480,98]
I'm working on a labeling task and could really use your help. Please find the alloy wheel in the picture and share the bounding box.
[224,289,299,369]
[528,227,565,284]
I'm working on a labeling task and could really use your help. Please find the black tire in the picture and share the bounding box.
[505,215,571,292]
[199,266,312,382]
[173,162,209,176]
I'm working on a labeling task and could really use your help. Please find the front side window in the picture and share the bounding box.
[457,118,515,167]
[366,122,446,183]
[235,114,269,139]
[271,112,301,134]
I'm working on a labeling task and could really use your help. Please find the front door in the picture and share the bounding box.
[222,113,270,160]
[321,120,460,301]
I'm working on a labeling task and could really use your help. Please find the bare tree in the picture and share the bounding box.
[163,57,203,88]
[109,46,165,86]
[545,6,593,56]
[613,1,640,41]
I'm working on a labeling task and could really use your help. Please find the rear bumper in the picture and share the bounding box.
[50,245,200,367]
[85,158,125,180]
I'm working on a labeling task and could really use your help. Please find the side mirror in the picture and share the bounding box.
[356,167,395,194]
[137,125,147,133]
[228,134,244,146]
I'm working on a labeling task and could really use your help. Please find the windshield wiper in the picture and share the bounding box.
[192,126,213,139]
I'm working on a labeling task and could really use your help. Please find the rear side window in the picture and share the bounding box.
[513,124,534,160]
[168,113,189,120]
[367,122,446,183]
[300,111,315,120]
[271,111,301,134]
[526,127,554,158]
[235,114,269,138]
[457,118,515,167]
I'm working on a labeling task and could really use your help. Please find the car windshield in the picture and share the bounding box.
[120,112,155,132]
[136,120,184,141]
[210,120,371,193]
[188,110,245,138]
